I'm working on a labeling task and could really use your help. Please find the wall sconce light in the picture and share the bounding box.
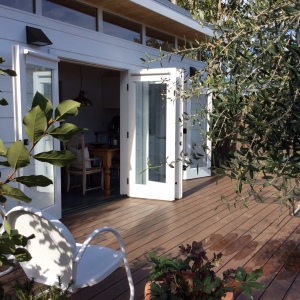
[190,67,197,77]
[74,66,93,106]
[26,26,53,46]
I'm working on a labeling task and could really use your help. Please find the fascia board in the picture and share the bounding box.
[130,0,214,37]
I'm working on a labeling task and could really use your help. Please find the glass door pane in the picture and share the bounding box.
[135,82,167,184]
[183,92,212,179]
[26,66,55,208]
[13,45,61,218]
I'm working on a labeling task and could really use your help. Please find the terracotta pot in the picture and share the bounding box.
[144,280,234,300]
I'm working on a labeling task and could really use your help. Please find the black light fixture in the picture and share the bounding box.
[26,26,53,46]
[74,66,93,106]
[190,67,197,77]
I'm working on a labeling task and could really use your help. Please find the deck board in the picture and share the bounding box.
[1,176,300,300]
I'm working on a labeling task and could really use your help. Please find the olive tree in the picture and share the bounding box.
[151,0,300,213]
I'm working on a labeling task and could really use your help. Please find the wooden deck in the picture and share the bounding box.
[2,176,300,299]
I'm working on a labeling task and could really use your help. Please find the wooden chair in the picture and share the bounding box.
[65,134,104,196]
[0,206,134,299]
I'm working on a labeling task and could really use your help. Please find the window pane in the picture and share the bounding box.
[0,0,34,12]
[42,0,97,31]
[103,12,141,43]
[146,27,174,51]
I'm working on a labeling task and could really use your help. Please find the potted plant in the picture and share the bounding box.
[145,241,264,300]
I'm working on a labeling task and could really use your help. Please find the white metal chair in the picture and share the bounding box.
[2,206,134,299]
[65,134,104,195]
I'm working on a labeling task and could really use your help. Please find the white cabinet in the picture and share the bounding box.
[102,77,120,109]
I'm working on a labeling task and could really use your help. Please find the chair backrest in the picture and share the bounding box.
[66,134,91,170]
[6,206,77,287]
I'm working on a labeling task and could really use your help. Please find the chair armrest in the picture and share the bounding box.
[74,227,126,263]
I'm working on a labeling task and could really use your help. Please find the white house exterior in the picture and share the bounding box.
[0,0,213,218]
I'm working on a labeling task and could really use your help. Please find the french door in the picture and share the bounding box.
[12,45,61,218]
[127,68,183,200]
[183,92,212,179]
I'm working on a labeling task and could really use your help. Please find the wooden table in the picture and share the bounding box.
[89,146,120,196]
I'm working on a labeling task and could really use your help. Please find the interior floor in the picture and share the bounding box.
[61,169,123,215]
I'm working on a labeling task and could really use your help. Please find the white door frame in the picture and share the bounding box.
[121,68,182,201]
[12,45,61,218]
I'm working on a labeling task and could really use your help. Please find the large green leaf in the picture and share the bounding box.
[246,267,263,282]
[6,141,30,170]
[9,230,35,246]
[0,195,7,203]
[13,248,32,262]
[0,69,17,76]
[0,239,15,257]
[16,175,53,187]
[48,123,82,141]
[235,267,247,282]
[33,150,76,167]
[4,220,11,235]
[0,184,31,202]
[0,161,10,167]
[0,139,7,156]
[54,100,80,122]
[31,91,53,122]
[23,106,47,144]
[0,254,15,267]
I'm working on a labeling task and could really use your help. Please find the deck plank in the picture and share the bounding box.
[1,176,299,300]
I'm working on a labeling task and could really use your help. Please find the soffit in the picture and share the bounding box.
[84,0,208,42]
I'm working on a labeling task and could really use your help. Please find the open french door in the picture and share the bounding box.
[183,91,212,179]
[126,68,183,201]
[12,45,61,218]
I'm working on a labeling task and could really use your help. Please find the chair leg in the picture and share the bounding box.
[77,227,134,299]
[101,169,104,191]
[67,172,70,193]
[110,228,134,300]
[123,256,135,300]
[83,175,86,196]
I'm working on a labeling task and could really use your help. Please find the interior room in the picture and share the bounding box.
[58,61,123,215]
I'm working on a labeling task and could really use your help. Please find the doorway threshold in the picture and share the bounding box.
[62,175,122,215]
[62,193,127,216]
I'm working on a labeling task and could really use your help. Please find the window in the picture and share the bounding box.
[146,27,174,51]
[42,0,97,31]
[103,12,142,44]
[0,0,34,13]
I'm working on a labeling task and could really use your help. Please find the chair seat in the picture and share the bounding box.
[74,244,124,288]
